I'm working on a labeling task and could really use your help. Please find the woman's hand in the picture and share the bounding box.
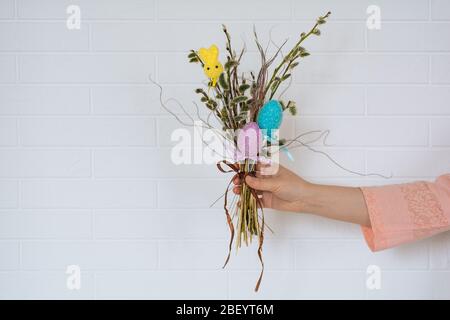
[233,162,371,227]
[232,163,313,213]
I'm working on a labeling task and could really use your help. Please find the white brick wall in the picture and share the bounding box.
[0,0,449,299]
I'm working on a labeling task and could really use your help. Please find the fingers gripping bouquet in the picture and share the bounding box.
[186,12,331,291]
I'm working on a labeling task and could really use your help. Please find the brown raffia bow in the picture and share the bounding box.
[216,160,265,292]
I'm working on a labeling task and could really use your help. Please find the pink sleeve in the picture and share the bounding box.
[360,174,450,252]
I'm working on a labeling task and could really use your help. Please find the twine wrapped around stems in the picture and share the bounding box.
[217,160,265,292]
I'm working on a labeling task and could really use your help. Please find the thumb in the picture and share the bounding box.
[245,175,277,192]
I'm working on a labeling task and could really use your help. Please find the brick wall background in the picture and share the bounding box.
[0,0,449,299]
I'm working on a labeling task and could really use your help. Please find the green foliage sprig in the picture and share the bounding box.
[265,11,331,100]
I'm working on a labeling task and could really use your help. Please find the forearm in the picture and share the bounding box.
[301,183,370,227]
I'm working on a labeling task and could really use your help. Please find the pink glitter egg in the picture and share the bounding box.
[236,122,262,161]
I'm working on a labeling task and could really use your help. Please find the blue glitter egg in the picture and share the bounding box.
[257,100,283,138]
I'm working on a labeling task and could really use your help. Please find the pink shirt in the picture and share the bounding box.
[360,174,450,251]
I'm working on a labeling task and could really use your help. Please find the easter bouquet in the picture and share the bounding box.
[162,12,331,291]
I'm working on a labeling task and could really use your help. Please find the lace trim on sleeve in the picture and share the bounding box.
[400,181,448,238]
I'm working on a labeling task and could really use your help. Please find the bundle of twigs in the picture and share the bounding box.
[186,12,331,292]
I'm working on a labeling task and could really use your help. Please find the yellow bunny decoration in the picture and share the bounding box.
[198,44,224,87]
